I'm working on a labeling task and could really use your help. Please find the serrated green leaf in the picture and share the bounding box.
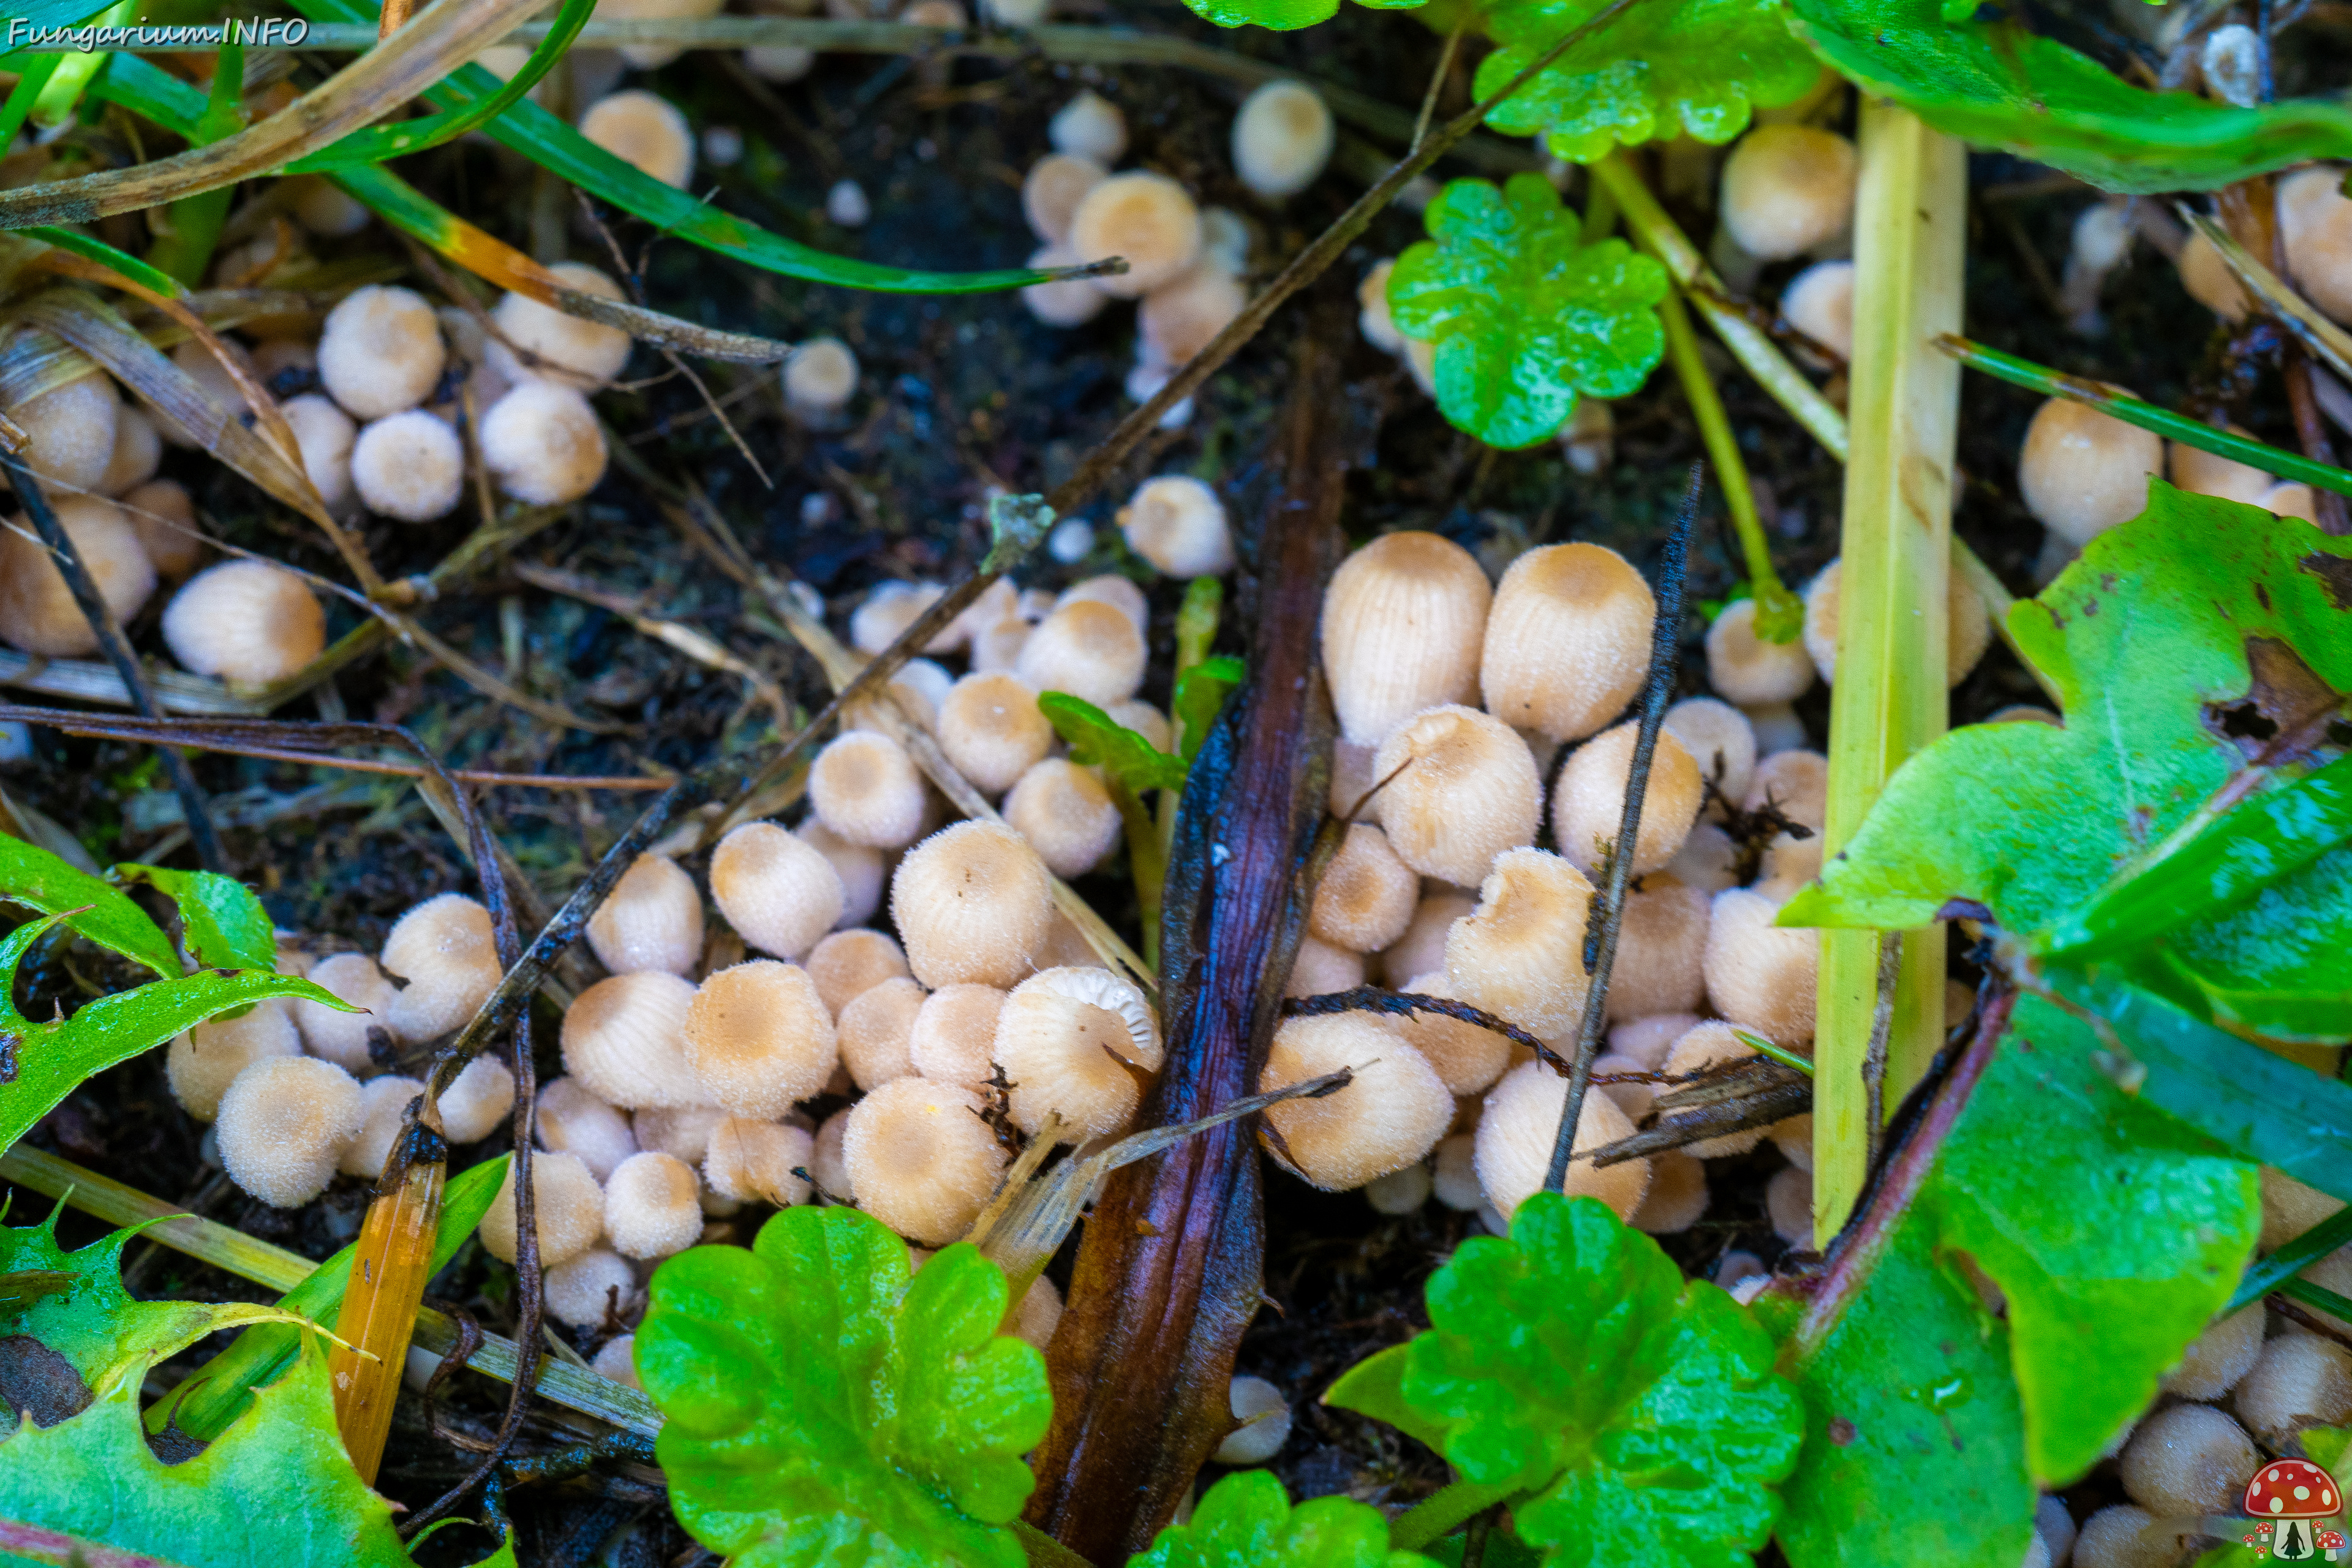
[1786,0,2352,193]
[108,864,277,974]
[1473,0,1820,163]
[1389,175,1668,450]
[1041,693,1189,796]
[1129,1471,1439,1568]
[0,834,176,978]
[1324,1344,1455,1453]
[0,912,347,1159]
[1172,656,1245,768]
[1388,1193,1800,1568]
[639,1206,1051,1568]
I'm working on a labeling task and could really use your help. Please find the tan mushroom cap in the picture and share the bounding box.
[1231,80,1334,201]
[937,673,1054,796]
[2018,398,2162,546]
[380,893,502,1044]
[2160,1303,2263,1400]
[1308,823,1419,954]
[586,854,705,978]
[1607,1011,1702,1072]
[1016,599,1148,707]
[1393,970,1514,1096]
[2235,1333,2352,1444]
[2281,164,2352,326]
[890,821,1055,989]
[216,1055,364,1207]
[1118,475,1233,578]
[1284,933,1366,1000]
[2117,1403,2258,1518]
[1662,697,1757,808]
[1479,543,1655,744]
[1376,891,1474,989]
[993,965,1161,1141]
[1068,172,1202,298]
[603,1150,705,1259]
[543,1248,641,1330]
[351,410,464,522]
[1605,884,1710,1022]
[1800,559,1989,688]
[1442,848,1593,1038]
[489,263,633,390]
[1259,1014,1451,1191]
[1373,704,1542,888]
[440,1055,516,1144]
[1719,124,1857,260]
[1703,597,1816,706]
[0,496,155,660]
[803,928,912,1017]
[579,89,695,188]
[1627,1150,1708,1235]
[703,1117,815,1207]
[842,1077,1009,1245]
[1050,89,1128,165]
[1701,888,1820,1043]
[1004,759,1124,878]
[2177,229,2252,322]
[1023,153,1109,244]
[1550,723,1702,880]
[480,1149,606,1267]
[1474,1058,1648,1223]
[810,729,931,850]
[341,1075,425,1179]
[124,478,201,582]
[292,951,396,1075]
[158,558,324,688]
[1781,260,1855,360]
[837,974,926,1091]
[10,371,118,493]
[535,1076,639,1182]
[1321,531,1491,747]
[908,983,1008,1087]
[1744,749,1829,836]
[560,971,706,1110]
[796,821,884,931]
[710,821,848,960]
[1660,1022,1769,1157]
[633,1103,729,1167]
[318,284,445,419]
[684,959,838,1117]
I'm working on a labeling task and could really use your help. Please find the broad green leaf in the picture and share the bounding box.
[1389,1194,1801,1567]
[1784,489,2352,1045]
[1041,692,1189,795]
[1129,1471,1438,1568]
[0,834,177,978]
[1474,0,1820,163]
[0,912,347,1158]
[152,1153,512,1442]
[1178,0,1341,28]
[110,864,278,973]
[1389,176,1667,450]
[638,1206,1051,1568]
[1172,656,1245,767]
[1324,1344,1455,1453]
[1787,0,2352,193]
[1421,1529,1542,1568]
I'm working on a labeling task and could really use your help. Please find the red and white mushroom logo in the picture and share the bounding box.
[2245,1459,2345,1561]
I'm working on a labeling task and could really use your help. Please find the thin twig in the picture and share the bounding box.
[0,450,224,870]
[1412,7,1474,150]
[1281,986,1564,1071]
[1542,462,1701,1194]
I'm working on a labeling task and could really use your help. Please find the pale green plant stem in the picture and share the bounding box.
[1810,105,1969,1238]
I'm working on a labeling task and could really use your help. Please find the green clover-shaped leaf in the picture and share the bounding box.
[1129,1470,1438,1568]
[638,1205,1051,1568]
[1473,0,1820,164]
[1040,692,1190,795]
[1397,1193,1801,1568]
[1389,175,1667,450]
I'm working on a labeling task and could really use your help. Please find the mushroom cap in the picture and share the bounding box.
[994,965,1161,1141]
[1701,888,1820,1043]
[2072,1506,2189,1568]
[318,284,445,419]
[1703,596,1815,706]
[99,404,161,498]
[1627,1150,1708,1234]
[1780,260,1855,359]
[1016,598,1147,706]
[2168,429,2277,505]
[159,558,324,687]
[1069,172,1202,298]
[603,1150,705,1259]
[1431,1131,1481,1211]
[1048,88,1128,167]
[633,1103,729,1166]
[579,89,695,187]
[1373,704,1542,887]
[586,853,705,978]
[810,729,930,850]
[1213,1375,1294,1465]
[1023,242,1110,328]
[1661,1022,1768,1156]
[1231,80,1334,201]
[1606,884,1711,1022]
[480,380,608,506]
[1058,575,1150,634]
[803,928,912,1017]
[1442,848,1594,1038]
[1607,1011,1702,1071]
[124,479,201,582]
[1393,970,1513,1096]
[784,338,859,413]
[2018,398,2162,546]
[2178,229,2252,322]
[1479,543,1655,743]
[683,959,837,1117]
[796,821,884,930]
[1259,1013,1450,1191]
[1766,1165,1812,1248]
[1363,1163,1433,1215]
[908,983,1007,1086]
[1322,531,1491,747]
[1117,475,1232,578]
[2261,1166,2345,1251]
[341,1075,425,1178]
[1743,748,1828,834]
[0,495,156,659]
[1308,823,1419,954]
[937,672,1054,796]
[2281,164,2352,325]
[1800,558,1989,688]
[281,393,356,510]
[535,1076,639,1182]
[1004,759,1124,878]
[2161,1303,2264,1400]
[810,1106,854,1201]
[1023,153,1109,244]
[2235,1333,2352,1444]
[1375,891,1475,990]
[481,1152,607,1265]
[841,1077,1009,1245]
[1139,263,1247,369]
[850,581,949,657]
[10,372,119,493]
[1551,722,1702,879]
[439,1054,516,1144]
[560,971,706,1110]
[293,951,396,1074]
[891,821,1055,988]
[838,974,927,1091]
[380,892,502,1044]
[1719,125,1858,260]
[1662,697,1757,807]
[543,1247,641,1329]
[350,410,464,524]
[1474,1058,1648,1223]
[489,263,633,391]
[2118,1403,2258,1518]
[1769,1112,1813,1171]
[216,1055,364,1207]
[711,821,848,960]
[1284,933,1366,1000]
[703,1117,815,1206]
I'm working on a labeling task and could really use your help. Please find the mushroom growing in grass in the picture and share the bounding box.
[683,959,839,1117]
[318,284,445,419]
[604,1151,706,1260]
[124,480,200,582]
[1118,475,1232,577]
[842,1077,1009,1245]
[1780,260,1855,360]
[1702,888,1820,1042]
[1213,1376,1293,1465]
[1372,705,1542,888]
[99,404,160,498]
[281,394,356,512]
[1718,125,1858,261]
[168,1001,302,1121]
[341,1075,426,1178]
[810,729,930,850]
[1662,697,1757,807]
[784,339,861,424]
[586,853,704,978]
[536,1076,639,1182]
[480,380,608,505]
[480,1150,606,1268]
[160,559,325,688]
[1005,760,1124,878]
[9,371,120,492]
[1705,597,1816,706]
[488,265,633,391]
[804,928,912,1017]
[1231,81,1333,201]
[1480,542,1654,743]
[1393,972,1513,1096]
[560,971,704,1110]
[839,974,926,1090]
[1474,1057,1649,1223]
[1069,173,1202,298]
[1606,885,1710,1021]
[2160,1304,2264,1400]
[380,893,502,1044]
[293,951,396,1074]
[0,496,155,658]
[1551,722,1703,878]
[216,1056,364,1207]
[711,821,848,960]
[1259,1014,1450,1190]
[797,821,886,931]
[995,966,1163,1142]
[579,90,695,188]
[1017,598,1148,706]
[703,1117,815,1207]
[908,983,1006,1087]
[891,821,1056,989]
[2117,1403,2258,1518]
[2234,1333,2352,1444]
[1442,848,1594,1038]
[439,1055,516,1145]
[1308,823,1419,956]
[543,1248,641,1330]
[1023,153,1108,244]
[351,410,465,522]
[2018,398,2162,546]
[1322,530,1491,747]
[1800,559,1989,688]
[1049,89,1128,166]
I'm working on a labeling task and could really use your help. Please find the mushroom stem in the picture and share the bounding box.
[1541,464,1700,1197]
[1656,290,1800,641]
[0,449,224,869]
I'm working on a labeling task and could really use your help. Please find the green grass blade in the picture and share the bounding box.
[24,224,189,297]
[2228,1203,2352,1315]
[146,39,241,285]
[0,56,63,150]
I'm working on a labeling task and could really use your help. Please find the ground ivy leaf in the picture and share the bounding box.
[110,864,279,973]
[1473,0,1819,162]
[639,1205,1051,1568]
[1323,1344,1455,1453]
[1129,1471,1438,1568]
[0,834,177,978]
[1395,1193,1800,1567]
[1177,0,1339,30]
[1041,693,1189,795]
[1389,175,1667,450]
